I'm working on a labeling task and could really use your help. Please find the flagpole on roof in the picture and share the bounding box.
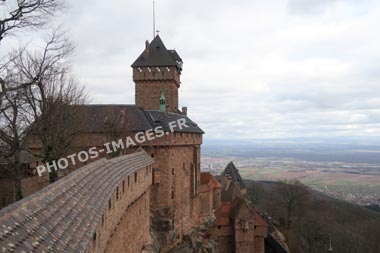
[153,0,156,39]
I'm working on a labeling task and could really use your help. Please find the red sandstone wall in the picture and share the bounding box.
[21,175,49,197]
[198,191,213,218]
[0,179,15,209]
[88,165,153,253]
[133,66,181,112]
[135,82,178,112]
[234,207,255,253]
[146,144,201,236]
[254,236,265,253]
[217,235,235,253]
[104,192,151,253]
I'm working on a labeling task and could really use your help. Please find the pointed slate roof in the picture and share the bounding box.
[222,162,246,190]
[131,35,182,68]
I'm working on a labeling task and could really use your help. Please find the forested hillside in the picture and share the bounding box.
[246,180,380,253]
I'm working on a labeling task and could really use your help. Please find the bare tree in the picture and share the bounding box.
[0,0,77,202]
[273,179,309,230]
[0,0,64,106]
[17,31,86,182]
[0,60,31,200]
[26,75,87,182]
[103,107,128,158]
[1,31,85,199]
[0,0,63,42]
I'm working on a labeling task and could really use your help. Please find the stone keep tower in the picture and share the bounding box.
[132,35,183,112]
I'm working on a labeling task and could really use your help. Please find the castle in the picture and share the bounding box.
[0,36,288,253]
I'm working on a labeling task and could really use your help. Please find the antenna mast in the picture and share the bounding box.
[153,0,156,38]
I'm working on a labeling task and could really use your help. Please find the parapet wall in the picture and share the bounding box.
[89,161,153,253]
[0,151,154,253]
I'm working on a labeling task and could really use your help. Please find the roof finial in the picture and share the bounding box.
[153,0,156,39]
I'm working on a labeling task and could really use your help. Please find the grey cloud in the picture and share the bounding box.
[287,0,373,15]
[27,0,378,140]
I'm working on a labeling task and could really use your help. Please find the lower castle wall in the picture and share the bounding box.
[217,235,235,253]
[105,192,151,253]
[20,174,49,197]
[88,165,153,253]
[254,236,265,253]
[0,179,15,209]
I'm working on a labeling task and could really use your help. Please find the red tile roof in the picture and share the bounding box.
[215,202,234,226]
[254,210,269,227]
[200,173,222,190]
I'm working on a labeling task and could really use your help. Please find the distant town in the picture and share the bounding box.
[201,143,380,207]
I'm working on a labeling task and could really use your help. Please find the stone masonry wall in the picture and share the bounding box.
[133,66,180,112]
[104,192,151,253]
[0,179,15,209]
[135,81,178,112]
[145,144,201,233]
[88,164,153,253]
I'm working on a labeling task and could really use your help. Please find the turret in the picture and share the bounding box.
[132,35,183,112]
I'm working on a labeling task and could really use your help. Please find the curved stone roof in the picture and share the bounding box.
[0,151,154,252]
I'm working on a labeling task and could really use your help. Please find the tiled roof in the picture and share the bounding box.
[215,202,234,226]
[82,104,151,133]
[198,173,222,194]
[0,150,154,252]
[81,105,204,134]
[253,211,268,227]
[218,176,243,202]
[132,35,182,68]
[144,110,204,133]
[222,162,246,189]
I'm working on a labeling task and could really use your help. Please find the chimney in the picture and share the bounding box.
[144,40,150,57]
[182,106,188,116]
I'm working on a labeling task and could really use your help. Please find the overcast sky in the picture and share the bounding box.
[5,0,380,141]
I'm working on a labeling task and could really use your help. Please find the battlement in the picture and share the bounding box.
[133,66,181,87]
